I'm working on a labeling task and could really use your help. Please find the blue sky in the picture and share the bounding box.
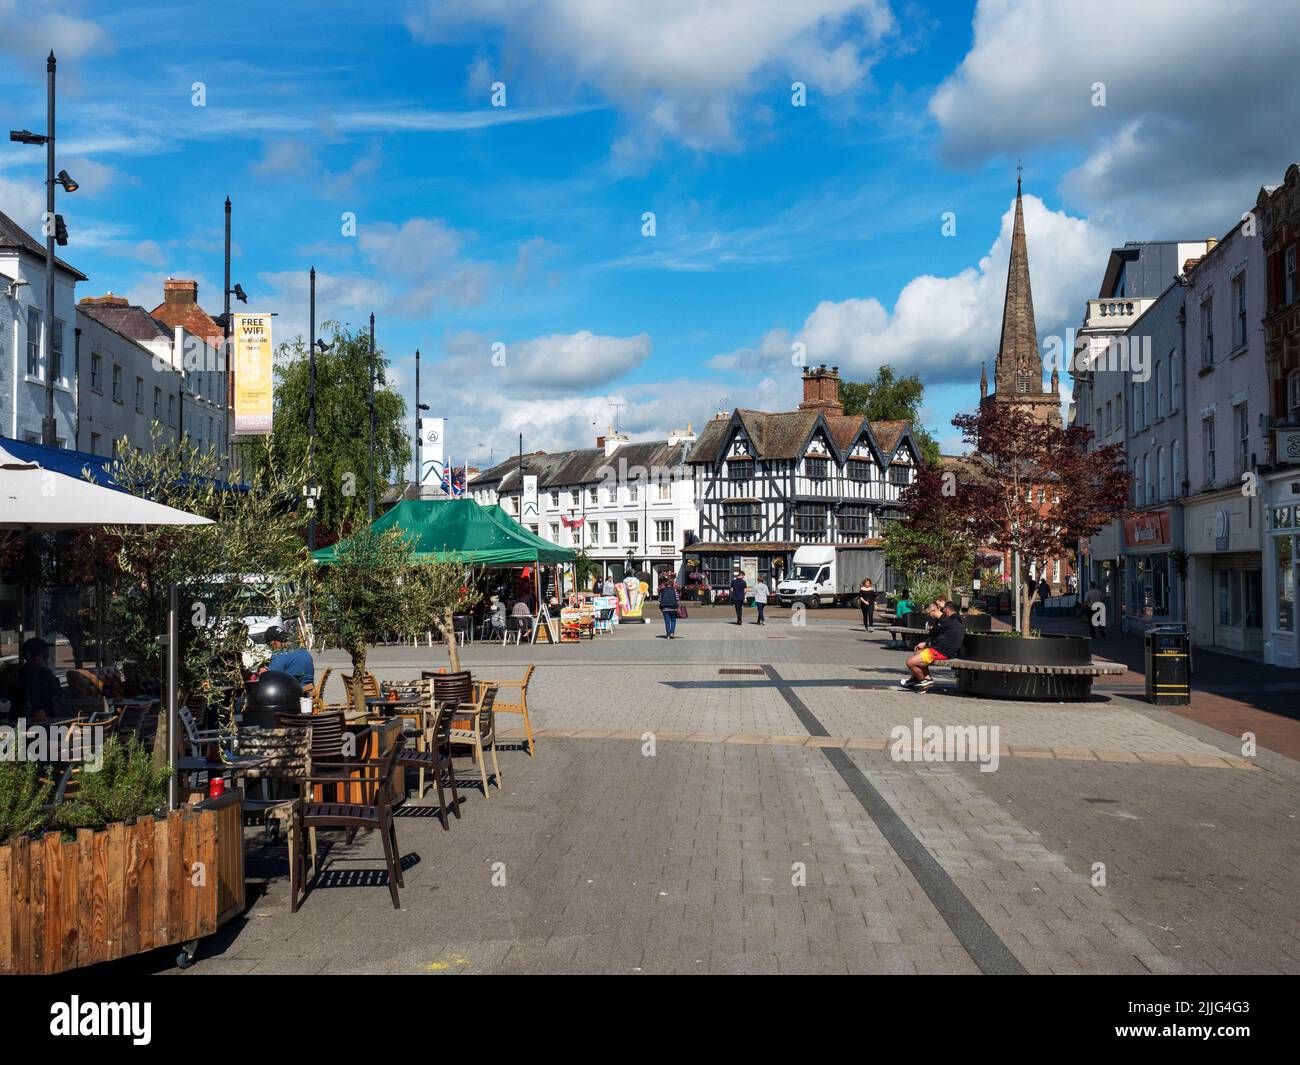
[2,0,1297,471]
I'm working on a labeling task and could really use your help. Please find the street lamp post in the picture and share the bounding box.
[9,53,80,447]
[368,313,376,519]
[307,267,318,551]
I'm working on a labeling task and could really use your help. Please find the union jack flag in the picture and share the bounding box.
[441,462,467,497]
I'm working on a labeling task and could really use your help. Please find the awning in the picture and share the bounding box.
[314,498,577,566]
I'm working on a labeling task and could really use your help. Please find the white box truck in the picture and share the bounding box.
[776,545,882,607]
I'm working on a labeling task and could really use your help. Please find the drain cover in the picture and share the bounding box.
[719,668,764,675]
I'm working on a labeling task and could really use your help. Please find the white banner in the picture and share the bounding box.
[522,474,539,524]
[420,417,445,486]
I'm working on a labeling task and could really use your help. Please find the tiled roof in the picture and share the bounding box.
[470,441,691,494]
[0,207,88,280]
[688,409,915,464]
[150,300,222,342]
[870,419,909,459]
[78,301,171,343]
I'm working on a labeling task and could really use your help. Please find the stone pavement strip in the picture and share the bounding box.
[145,615,1296,975]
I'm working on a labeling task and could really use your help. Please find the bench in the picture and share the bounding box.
[941,658,1126,701]
[884,625,930,650]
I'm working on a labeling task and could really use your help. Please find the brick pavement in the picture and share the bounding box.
[109,612,1298,975]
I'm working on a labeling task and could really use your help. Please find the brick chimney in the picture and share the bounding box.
[163,278,199,305]
[798,364,843,416]
[79,293,129,307]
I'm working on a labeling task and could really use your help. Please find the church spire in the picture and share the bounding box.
[980,361,988,398]
[994,170,1041,397]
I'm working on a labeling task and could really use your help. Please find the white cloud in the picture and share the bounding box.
[406,0,894,155]
[713,193,1116,387]
[930,0,1300,233]
[0,1,109,63]
[443,328,651,392]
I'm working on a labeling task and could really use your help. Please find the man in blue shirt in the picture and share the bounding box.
[263,626,315,695]
[730,571,747,625]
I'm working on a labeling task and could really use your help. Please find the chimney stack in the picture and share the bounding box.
[798,363,844,416]
[163,278,199,305]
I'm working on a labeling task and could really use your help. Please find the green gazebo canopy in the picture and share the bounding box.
[312,498,575,566]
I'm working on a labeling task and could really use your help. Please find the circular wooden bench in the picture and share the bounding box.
[942,658,1125,701]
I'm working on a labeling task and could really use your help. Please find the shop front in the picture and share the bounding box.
[1263,471,1300,668]
[1085,519,1124,632]
[1185,490,1263,655]
[1120,507,1181,632]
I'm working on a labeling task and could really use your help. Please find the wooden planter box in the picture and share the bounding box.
[0,792,244,974]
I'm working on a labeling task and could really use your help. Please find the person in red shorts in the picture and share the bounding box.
[900,601,965,691]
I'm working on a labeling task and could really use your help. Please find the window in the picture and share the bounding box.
[1172,439,1183,496]
[1105,399,1112,433]
[658,479,671,500]
[154,388,162,419]
[549,523,559,541]
[570,490,580,506]
[589,522,599,545]
[704,558,732,590]
[550,491,559,507]
[629,484,638,503]
[168,394,176,427]
[654,520,674,544]
[1154,359,1164,417]
[1232,274,1247,349]
[607,485,616,504]
[90,353,102,392]
[1235,402,1249,476]
[847,459,871,482]
[135,377,144,410]
[1286,246,1297,305]
[722,503,759,537]
[839,505,869,537]
[888,465,910,486]
[1133,457,1143,505]
[1169,349,1181,412]
[805,458,828,480]
[1201,297,1214,367]
[1157,447,1167,501]
[1017,371,1031,394]
[728,460,753,481]
[1204,415,1216,484]
[112,364,123,404]
[207,416,214,450]
[26,308,40,377]
[626,520,638,544]
[607,521,618,544]
[51,320,63,382]
[1289,370,1300,421]
[588,487,597,504]
[794,504,828,539]
[90,432,101,455]
[1277,536,1294,633]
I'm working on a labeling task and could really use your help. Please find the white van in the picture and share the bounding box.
[776,546,878,607]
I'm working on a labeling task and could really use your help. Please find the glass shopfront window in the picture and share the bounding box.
[1277,536,1294,632]
[1127,555,1171,618]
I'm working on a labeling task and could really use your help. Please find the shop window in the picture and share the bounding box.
[1276,537,1294,632]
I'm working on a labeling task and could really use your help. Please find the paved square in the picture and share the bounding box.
[153,612,1298,975]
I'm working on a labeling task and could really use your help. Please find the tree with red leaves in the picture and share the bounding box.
[885,461,980,599]
[952,403,1130,636]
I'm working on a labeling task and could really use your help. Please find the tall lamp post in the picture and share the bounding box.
[10,52,79,447]
[220,197,246,451]
[414,349,430,493]
[305,267,321,549]
[367,313,377,519]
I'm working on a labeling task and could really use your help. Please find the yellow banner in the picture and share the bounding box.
[233,313,273,435]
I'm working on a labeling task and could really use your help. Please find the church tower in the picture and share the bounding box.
[980,173,1062,428]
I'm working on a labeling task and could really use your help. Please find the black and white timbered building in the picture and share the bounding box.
[684,365,921,589]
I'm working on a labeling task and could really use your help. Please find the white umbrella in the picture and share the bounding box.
[0,444,214,530]
[1,442,213,810]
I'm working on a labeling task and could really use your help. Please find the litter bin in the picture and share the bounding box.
[243,669,303,727]
[1144,625,1190,705]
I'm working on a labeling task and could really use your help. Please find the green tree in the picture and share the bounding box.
[407,557,484,673]
[262,321,409,540]
[840,366,941,463]
[883,462,979,599]
[314,526,423,709]
[91,430,312,759]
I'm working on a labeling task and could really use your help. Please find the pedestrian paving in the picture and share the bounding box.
[131,611,1298,975]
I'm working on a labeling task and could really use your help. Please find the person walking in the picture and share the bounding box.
[659,579,681,639]
[858,578,877,632]
[753,577,769,625]
[731,570,747,625]
[1083,583,1106,639]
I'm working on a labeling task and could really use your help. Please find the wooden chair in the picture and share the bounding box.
[476,665,536,755]
[396,705,460,829]
[423,670,473,712]
[293,735,407,911]
[449,684,500,797]
[340,671,381,711]
[237,724,309,910]
[311,667,336,712]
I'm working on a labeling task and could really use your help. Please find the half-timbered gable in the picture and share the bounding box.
[684,366,918,586]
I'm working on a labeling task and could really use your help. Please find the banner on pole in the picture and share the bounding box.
[420,417,445,486]
[233,313,274,435]
[522,474,539,524]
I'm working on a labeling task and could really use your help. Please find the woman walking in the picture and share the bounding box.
[858,578,877,632]
[659,579,681,639]
[754,576,770,625]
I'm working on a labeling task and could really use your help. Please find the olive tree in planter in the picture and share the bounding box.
[951,403,1130,638]
[407,556,484,673]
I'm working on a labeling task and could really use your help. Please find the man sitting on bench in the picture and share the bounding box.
[900,601,965,692]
